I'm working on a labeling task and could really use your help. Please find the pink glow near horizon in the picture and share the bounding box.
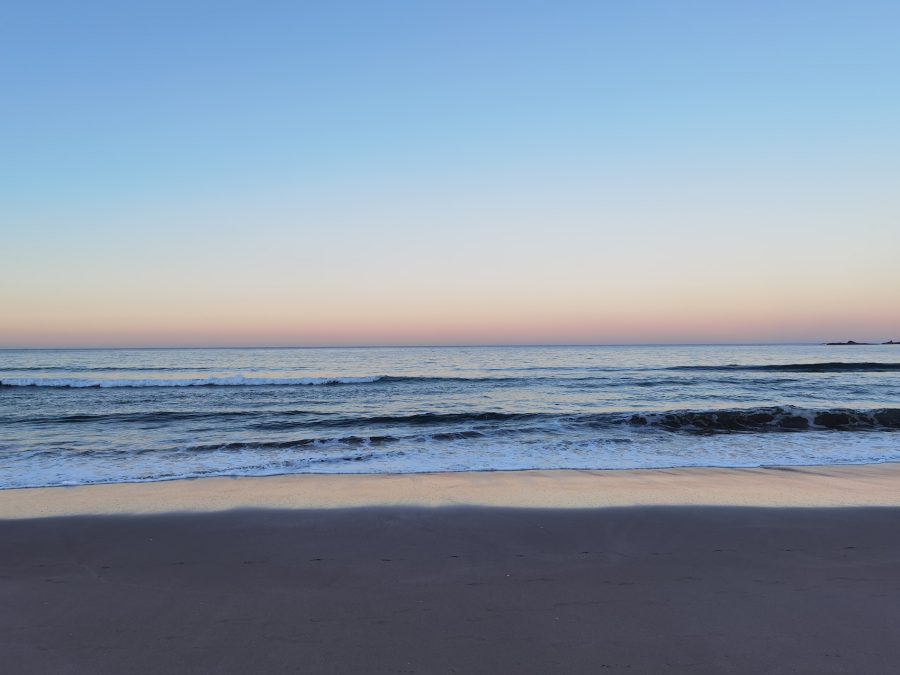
[4,299,898,348]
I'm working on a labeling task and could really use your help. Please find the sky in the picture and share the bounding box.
[2,0,899,347]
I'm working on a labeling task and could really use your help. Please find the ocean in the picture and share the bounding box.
[1,345,899,488]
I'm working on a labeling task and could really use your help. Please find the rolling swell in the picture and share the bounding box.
[53,406,898,471]
[0,374,525,388]
[303,406,900,433]
[0,366,222,372]
[94,431,487,456]
[183,436,401,453]
[625,406,900,432]
[284,406,900,434]
[669,362,900,373]
[1,409,333,426]
[3,364,896,388]
[0,375,386,388]
[8,406,899,433]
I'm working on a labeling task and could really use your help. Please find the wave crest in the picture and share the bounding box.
[669,362,900,373]
[625,406,900,432]
[0,375,385,388]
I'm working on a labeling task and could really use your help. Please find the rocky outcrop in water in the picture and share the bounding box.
[825,340,899,345]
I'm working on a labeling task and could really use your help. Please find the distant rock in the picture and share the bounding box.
[824,340,899,345]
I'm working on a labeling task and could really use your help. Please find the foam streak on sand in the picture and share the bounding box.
[2,463,900,519]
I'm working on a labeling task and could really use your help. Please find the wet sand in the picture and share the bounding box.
[2,466,900,673]
[3,463,900,518]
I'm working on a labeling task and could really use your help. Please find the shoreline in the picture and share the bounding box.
[3,461,899,519]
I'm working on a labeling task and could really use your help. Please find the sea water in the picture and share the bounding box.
[1,345,898,488]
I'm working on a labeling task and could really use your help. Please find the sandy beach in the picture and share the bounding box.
[2,464,900,673]
[4,463,900,518]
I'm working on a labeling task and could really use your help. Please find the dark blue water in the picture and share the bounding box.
[2,345,899,488]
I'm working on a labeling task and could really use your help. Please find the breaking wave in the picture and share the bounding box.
[621,406,900,432]
[167,407,900,451]
[0,375,387,388]
[10,406,897,434]
[276,406,900,434]
[0,374,535,388]
[668,362,900,373]
[0,366,222,372]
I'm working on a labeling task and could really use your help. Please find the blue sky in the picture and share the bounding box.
[2,1,899,346]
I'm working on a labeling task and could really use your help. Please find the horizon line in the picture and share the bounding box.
[2,340,894,351]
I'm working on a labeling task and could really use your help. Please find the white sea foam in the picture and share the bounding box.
[5,431,900,489]
[0,375,384,388]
